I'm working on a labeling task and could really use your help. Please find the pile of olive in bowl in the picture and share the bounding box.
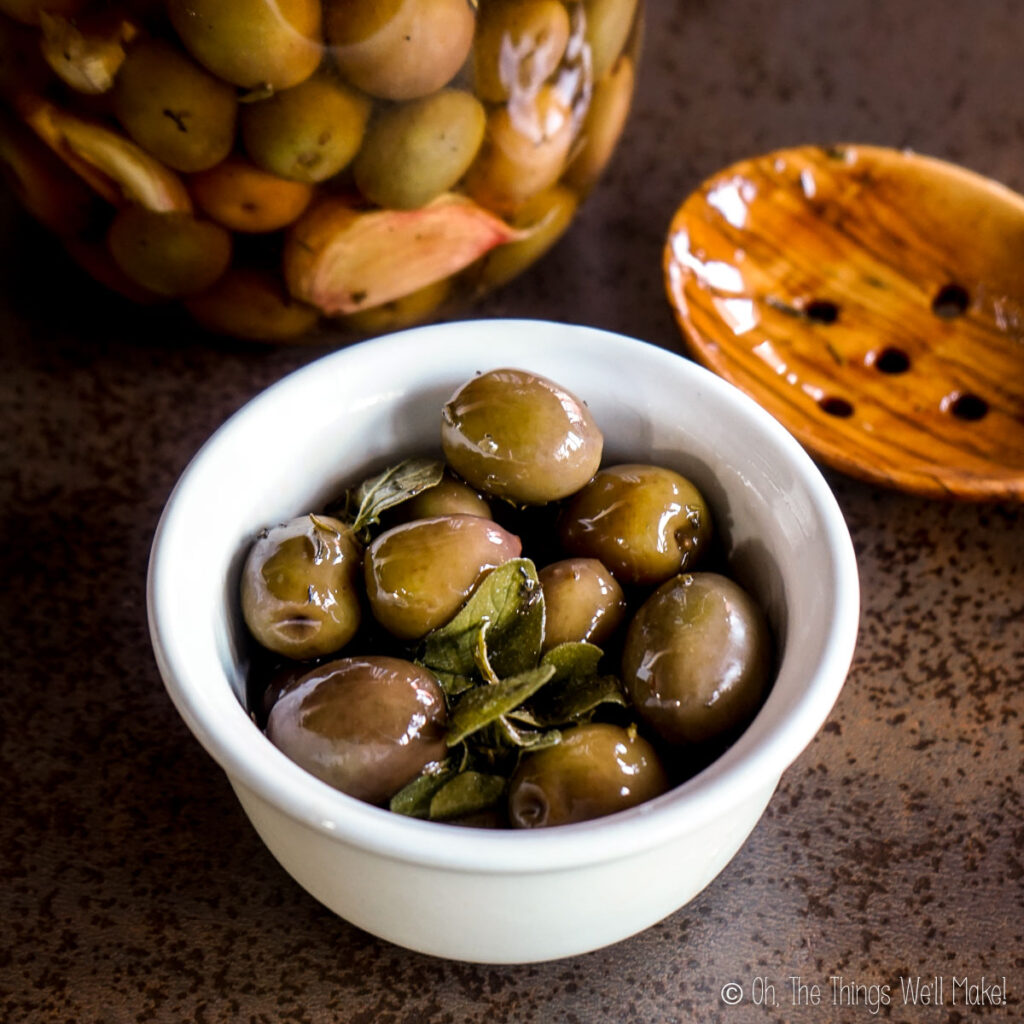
[148,320,860,962]
[0,0,641,342]
[242,366,775,829]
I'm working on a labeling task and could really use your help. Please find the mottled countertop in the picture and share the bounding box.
[2,1,1022,1021]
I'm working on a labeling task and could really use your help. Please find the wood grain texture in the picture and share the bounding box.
[664,144,1024,501]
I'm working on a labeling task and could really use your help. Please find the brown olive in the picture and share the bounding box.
[266,656,448,805]
[241,514,362,660]
[538,557,626,651]
[621,572,772,745]
[508,722,669,827]
[391,473,492,523]
[364,514,521,640]
[441,368,603,505]
[559,464,712,586]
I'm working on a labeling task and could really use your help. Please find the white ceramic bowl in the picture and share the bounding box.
[147,319,859,964]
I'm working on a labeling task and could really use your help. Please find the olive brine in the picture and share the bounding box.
[240,368,773,828]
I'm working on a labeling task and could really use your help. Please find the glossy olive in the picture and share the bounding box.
[353,88,485,210]
[538,557,626,651]
[621,572,772,745]
[241,514,362,659]
[559,464,712,586]
[391,473,492,523]
[167,0,322,91]
[327,0,476,101]
[364,514,522,640]
[266,656,448,805]
[473,0,571,102]
[507,723,669,827]
[113,38,237,173]
[240,74,371,184]
[441,368,603,505]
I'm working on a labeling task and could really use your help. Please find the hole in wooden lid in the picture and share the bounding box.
[805,299,839,324]
[819,396,854,418]
[945,392,988,421]
[872,347,911,374]
[932,283,969,318]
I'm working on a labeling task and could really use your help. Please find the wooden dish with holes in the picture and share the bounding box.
[663,143,1024,501]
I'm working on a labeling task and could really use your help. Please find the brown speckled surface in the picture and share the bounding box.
[2,2,1022,1021]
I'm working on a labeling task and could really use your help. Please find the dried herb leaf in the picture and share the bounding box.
[422,558,544,677]
[522,643,628,725]
[429,771,507,820]
[495,715,562,750]
[446,661,557,746]
[349,457,445,535]
[389,758,460,818]
[530,673,628,725]
[428,667,477,697]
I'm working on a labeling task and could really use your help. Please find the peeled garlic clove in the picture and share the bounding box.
[39,12,136,95]
[284,193,527,315]
[17,96,191,212]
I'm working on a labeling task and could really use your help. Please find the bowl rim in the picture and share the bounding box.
[147,318,860,873]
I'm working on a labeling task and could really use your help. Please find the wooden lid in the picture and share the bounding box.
[664,144,1024,501]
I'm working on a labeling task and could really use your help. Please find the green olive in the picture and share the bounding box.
[441,368,603,505]
[508,723,669,827]
[241,514,362,659]
[327,0,476,101]
[106,206,232,297]
[168,0,322,91]
[621,572,772,745]
[463,84,573,213]
[564,54,634,193]
[473,0,571,102]
[364,514,522,640]
[538,557,626,651]
[266,656,448,804]
[241,73,371,184]
[477,183,578,291]
[353,88,485,210]
[113,38,237,173]
[559,464,712,586]
[581,0,638,80]
[391,472,492,523]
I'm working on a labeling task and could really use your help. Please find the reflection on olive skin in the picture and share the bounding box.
[538,557,627,650]
[507,722,668,827]
[622,572,771,745]
[559,464,712,586]
[267,656,448,805]
[364,514,521,640]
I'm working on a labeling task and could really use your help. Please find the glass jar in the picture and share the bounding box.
[0,0,642,342]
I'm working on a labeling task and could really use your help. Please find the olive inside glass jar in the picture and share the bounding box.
[0,0,644,342]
